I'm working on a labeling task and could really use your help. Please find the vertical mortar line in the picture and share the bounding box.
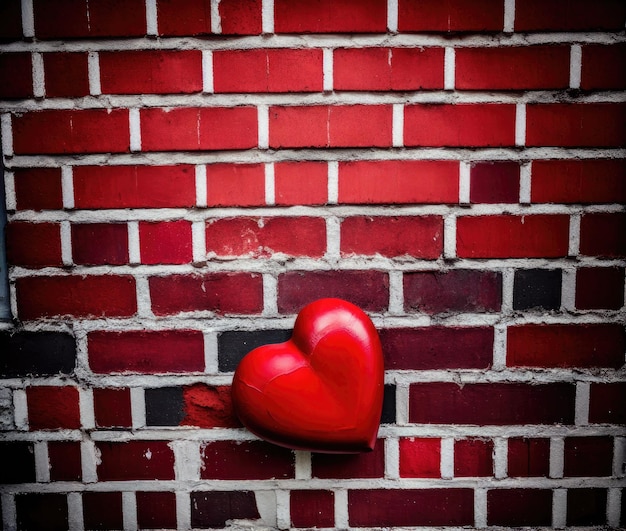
[1,114,14,157]
[493,437,507,479]
[503,0,515,33]
[130,387,146,429]
[21,0,35,38]
[145,0,158,35]
[203,331,219,374]
[388,270,404,315]
[87,52,101,96]
[257,104,269,150]
[613,436,625,478]
[129,108,141,152]
[395,381,409,425]
[392,103,404,147]
[474,488,487,528]
[333,489,349,529]
[4,171,16,210]
[128,221,140,264]
[384,437,400,479]
[171,440,201,481]
[122,492,138,531]
[195,164,207,207]
[501,267,515,313]
[387,0,398,32]
[202,50,214,93]
[552,488,567,528]
[275,490,290,530]
[67,492,83,531]
[443,214,457,259]
[323,48,333,92]
[440,438,455,479]
[444,47,455,90]
[1,493,17,531]
[135,276,152,318]
[9,282,18,323]
[79,387,95,430]
[568,213,581,257]
[325,216,341,261]
[81,439,98,483]
[492,325,507,371]
[327,161,338,204]
[34,441,50,482]
[176,491,191,531]
[210,0,222,33]
[192,220,206,263]
[607,488,622,527]
[262,273,278,316]
[569,44,582,89]
[459,161,470,205]
[60,220,72,266]
[32,52,45,98]
[294,451,312,480]
[561,266,576,312]
[519,161,531,205]
[265,162,275,205]
[549,437,564,478]
[256,491,279,529]
[515,103,526,147]
[574,380,590,426]
[262,0,274,34]
[61,166,75,209]
[13,389,28,430]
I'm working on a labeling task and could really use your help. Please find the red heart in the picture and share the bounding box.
[231,298,384,453]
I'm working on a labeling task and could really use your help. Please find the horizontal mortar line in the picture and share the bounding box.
[0,31,624,53]
[4,147,625,167]
[2,89,626,110]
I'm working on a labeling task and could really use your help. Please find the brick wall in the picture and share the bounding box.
[1,0,625,529]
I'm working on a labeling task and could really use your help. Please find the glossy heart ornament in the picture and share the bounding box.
[231,298,384,453]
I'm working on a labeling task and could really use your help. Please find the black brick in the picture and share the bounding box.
[381,384,396,424]
[218,329,292,372]
[0,331,76,377]
[16,494,68,531]
[513,269,562,311]
[145,387,184,426]
[567,489,607,527]
[191,491,259,528]
[0,442,35,484]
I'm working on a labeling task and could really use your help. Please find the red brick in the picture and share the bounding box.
[349,489,474,527]
[399,438,441,478]
[0,0,22,40]
[564,436,613,477]
[214,49,323,93]
[312,441,385,479]
[206,217,326,258]
[409,382,575,424]
[43,52,89,97]
[83,492,123,531]
[404,104,516,147]
[515,0,626,31]
[16,275,137,320]
[89,330,204,374]
[580,213,626,258]
[456,46,570,90]
[27,386,80,430]
[206,163,265,207]
[16,494,68,531]
[93,388,132,428]
[334,47,444,91]
[97,441,175,480]
[139,220,192,265]
[13,168,63,211]
[507,438,550,477]
[136,492,177,530]
[13,109,130,154]
[576,267,625,310]
[201,441,294,480]
[0,53,32,99]
[338,160,459,204]
[73,165,196,209]
[157,0,212,36]
[404,270,501,314]
[456,215,570,258]
[470,161,520,203]
[48,442,81,481]
[150,273,264,316]
[6,222,62,267]
[341,216,442,258]
[531,159,626,204]
[181,384,241,428]
[33,0,146,39]
[220,0,262,34]
[141,107,257,151]
[274,161,328,205]
[589,383,626,424]
[487,489,552,527]
[278,270,389,313]
[274,0,387,33]
[526,104,626,147]
[72,223,128,265]
[455,439,493,477]
[269,105,392,148]
[581,43,626,90]
[100,50,202,95]
[381,326,493,370]
[398,0,504,32]
[290,490,334,528]
[508,324,624,369]
[0,442,35,484]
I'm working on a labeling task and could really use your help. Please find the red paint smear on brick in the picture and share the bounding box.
[181,384,242,428]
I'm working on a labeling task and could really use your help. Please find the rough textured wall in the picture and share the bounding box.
[1,0,625,529]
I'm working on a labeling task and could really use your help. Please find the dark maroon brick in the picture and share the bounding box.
[0,0,22,40]
[507,438,550,477]
[96,441,175,481]
[93,387,132,428]
[564,436,613,477]
[589,382,626,424]
[567,489,607,526]
[48,441,81,481]
[290,490,334,528]
[0,442,35,483]
[580,213,626,258]
[191,491,259,528]
[136,492,177,530]
[83,492,123,530]
[16,493,68,531]
[454,438,493,477]
[576,267,625,310]
[72,223,129,265]
[470,161,520,203]
[312,440,385,479]
[487,489,552,526]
